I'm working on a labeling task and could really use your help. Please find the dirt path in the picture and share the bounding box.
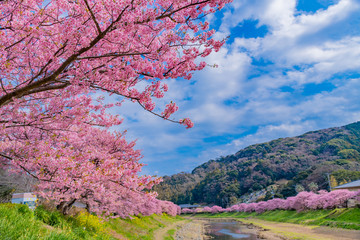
[152,220,187,240]
[241,218,360,240]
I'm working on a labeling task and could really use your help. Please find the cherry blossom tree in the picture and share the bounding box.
[182,190,360,216]
[0,0,232,217]
[181,208,193,214]
[210,205,224,213]
[202,206,212,213]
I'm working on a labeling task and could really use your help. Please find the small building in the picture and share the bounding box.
[11,193,37,209]
[333,179,360,191]
[178,204,200,209]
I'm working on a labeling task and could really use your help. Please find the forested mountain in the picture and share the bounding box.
[154,121,360,207]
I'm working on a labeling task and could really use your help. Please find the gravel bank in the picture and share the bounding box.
[175,220,205,240]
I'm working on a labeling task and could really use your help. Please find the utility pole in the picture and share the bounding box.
[326,173,332,191]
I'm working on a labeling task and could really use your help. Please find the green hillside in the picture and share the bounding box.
[155,121,360,206]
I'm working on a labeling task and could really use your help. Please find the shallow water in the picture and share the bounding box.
[205,222,257,240]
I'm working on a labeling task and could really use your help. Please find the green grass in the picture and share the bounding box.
[0,203,116,240]
[107,213,183,240]
[164,229,176,240]
[0,203,183,240]
[189,208,360,230]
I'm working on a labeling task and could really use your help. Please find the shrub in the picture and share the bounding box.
[34,205,64,227]
[17,204,33,217]
[75,211,106,233]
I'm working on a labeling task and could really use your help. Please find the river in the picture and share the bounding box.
[204,220,258,240]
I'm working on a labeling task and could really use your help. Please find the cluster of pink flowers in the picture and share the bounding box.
[161,102,179,119]
[181,190,360,214]
[122,198,180,218]
[180,118,194,129]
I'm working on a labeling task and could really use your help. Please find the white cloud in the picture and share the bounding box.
[260,0,296,30]
[276,0,356,38]
[232,0,360,66]
[231,122,316,149]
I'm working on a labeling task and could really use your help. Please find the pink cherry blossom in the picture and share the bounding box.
[0,0,233,217]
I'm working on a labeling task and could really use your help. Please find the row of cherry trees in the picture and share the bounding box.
[0,0,232,217]
[182,190,360,214]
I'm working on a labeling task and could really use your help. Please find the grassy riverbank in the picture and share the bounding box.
[0,203,182,240]
[190,208,360,230]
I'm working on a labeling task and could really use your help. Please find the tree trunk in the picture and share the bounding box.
[85,202,91,213]
[57,199,76,215]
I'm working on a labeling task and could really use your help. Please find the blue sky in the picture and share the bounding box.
[111,0,360,176]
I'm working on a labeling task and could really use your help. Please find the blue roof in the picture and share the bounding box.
[334,179,360,189]
[178,204,200,208]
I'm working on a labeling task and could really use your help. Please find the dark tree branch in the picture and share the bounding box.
[0,5,130,107]
[83,0,102,34]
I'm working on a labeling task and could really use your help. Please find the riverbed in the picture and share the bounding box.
[177,218,284,240]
